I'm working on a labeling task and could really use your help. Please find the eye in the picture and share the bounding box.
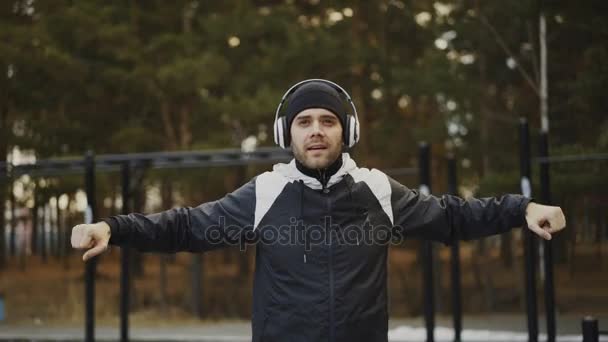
[322,118,336,125]
[297,119,310,126]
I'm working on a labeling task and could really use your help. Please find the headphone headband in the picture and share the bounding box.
[273,79,360,148]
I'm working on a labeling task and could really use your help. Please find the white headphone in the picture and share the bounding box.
[273,79,360,149]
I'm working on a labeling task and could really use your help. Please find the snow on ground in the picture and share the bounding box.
[388,325,607,342]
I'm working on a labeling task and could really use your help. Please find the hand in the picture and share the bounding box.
[525,202,566,240]
[71,222,111,261]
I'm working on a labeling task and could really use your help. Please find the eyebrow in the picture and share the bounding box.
[295,114,338,121]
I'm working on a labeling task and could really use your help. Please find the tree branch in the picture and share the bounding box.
[479,14,540,96]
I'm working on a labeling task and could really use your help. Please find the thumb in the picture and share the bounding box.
[82,242,107,262]
[528,221,551,240]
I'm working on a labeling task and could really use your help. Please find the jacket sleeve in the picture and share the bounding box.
[103,178,256,253]
[389,177,531,244]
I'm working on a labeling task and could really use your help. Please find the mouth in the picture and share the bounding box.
[306,144,328,151]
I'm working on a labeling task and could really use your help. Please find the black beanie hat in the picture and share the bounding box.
[284,81,347,130]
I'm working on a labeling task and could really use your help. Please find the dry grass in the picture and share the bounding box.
[1,240,607,326]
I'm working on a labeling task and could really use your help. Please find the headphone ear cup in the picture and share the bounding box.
[273,119,278,146]
[282,116,290,148]
[345,115,358,148]
[353,116,360,146]
[275,116,290,149]
[343,115,352,147]
[273,117,281,147]
[274,117,285,148]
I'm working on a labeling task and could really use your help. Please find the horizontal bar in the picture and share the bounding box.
[0,147,293,178]
[383,167,418,177]
[534,153,608,164]
[7,165,120,178]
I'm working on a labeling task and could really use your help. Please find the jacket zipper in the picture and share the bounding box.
[319,169,335,342]
[328,225,335,342]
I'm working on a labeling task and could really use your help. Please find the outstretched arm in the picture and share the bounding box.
[71,179,256,260]
[389,177,565,244]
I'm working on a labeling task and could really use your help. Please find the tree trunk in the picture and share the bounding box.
[476,0,491,179]
[350,1,371,160]
[160,101,178,150]
[179,104,192,148]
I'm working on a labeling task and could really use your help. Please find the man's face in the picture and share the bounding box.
[290,108,343,169]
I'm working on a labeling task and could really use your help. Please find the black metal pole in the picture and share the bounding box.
[447,155,462,342]
[0,171,7,269]
[120,161,130,342]
[31,188,38,256]
[539,131,556,342]
[582,316,599,342]
[519,118,538,342]
[191,254,203,318]
[54,194,61,259]
[0,181,5,269]
[9,176,16,257]
[84,151,97,342]
[419,142,435,342]
[41,200,47,264]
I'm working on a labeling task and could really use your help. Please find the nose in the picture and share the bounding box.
[310,119,325,137]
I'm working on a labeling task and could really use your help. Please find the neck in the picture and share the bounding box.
[295,155,343,188]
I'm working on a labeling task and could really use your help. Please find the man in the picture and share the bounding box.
[72,79,566,342]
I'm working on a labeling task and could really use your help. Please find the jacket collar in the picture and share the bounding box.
[295,154,343,188]
[273,153,357,190]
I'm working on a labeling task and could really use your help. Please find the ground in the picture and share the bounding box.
[0,239,606,331]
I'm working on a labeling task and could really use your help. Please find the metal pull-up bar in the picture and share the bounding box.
[0,147,293,178]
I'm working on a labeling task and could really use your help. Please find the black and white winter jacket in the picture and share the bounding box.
[105,153,530,342]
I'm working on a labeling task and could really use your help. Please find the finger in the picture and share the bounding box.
[79,230,93,249]
[540,220,555,233]
[83,243,107,262]
[546,211,566,233]
[71,226,92,249]
[535,209,562,234]
[71,225,83,248]
[528,222,551,240]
